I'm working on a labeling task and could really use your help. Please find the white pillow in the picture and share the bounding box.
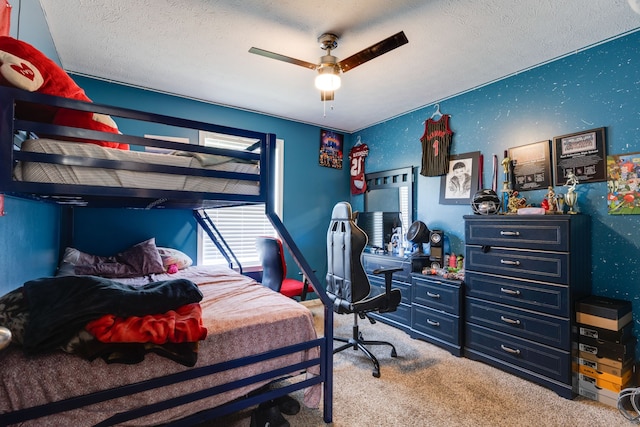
[157,247,193,270]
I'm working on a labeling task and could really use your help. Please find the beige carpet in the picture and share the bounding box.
[214,300,631,426]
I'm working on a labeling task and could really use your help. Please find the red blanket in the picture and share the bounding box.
[86,303,207,344]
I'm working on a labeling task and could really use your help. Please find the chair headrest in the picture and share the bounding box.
[331,202,353,221]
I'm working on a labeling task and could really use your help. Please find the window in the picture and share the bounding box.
[197,132,283,269]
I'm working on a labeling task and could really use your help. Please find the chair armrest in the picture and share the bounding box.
[372,267,403,294]
[372,267,403,275]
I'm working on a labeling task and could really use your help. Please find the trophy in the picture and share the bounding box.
[556,193,565,214]
[564,172,579,214]
[565,190,577,214]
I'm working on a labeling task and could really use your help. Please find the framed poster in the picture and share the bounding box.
[318,129,343,169]
[508,140,552,192]
[439,151,480,205]
[606,151,640,214]
[553,127,607,186]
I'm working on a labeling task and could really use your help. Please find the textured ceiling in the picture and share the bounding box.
[39,0,640,133]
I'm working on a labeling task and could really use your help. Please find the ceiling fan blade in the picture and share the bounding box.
[249,47,317,70]
[338,31,409,73]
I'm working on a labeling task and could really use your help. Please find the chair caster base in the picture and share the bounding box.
[250,401,290,427]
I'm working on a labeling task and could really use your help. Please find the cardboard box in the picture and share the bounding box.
[578,372,632,393]
[576,363,633,385]
[576,311,633,331]
[575,376,623,401]
[578,336,636,361]
[575,355,634,377]
[577,295,632,319]
[576,321,633,344]
[578,386,618,408]
[576,296,632,331]
[578,350,632,371]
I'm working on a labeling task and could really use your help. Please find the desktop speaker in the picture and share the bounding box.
[429,230,444,268]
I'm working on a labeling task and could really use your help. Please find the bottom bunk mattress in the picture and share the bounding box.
[12,138,260,195]
[0,265,320,426]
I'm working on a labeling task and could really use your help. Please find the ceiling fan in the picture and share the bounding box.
[249,31,408,101]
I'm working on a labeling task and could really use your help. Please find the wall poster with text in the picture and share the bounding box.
[553,127,607,186]
[509,140,552,192]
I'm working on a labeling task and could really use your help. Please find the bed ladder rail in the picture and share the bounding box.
[193,209,243,273]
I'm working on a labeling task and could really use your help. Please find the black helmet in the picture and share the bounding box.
[471,189,501,215]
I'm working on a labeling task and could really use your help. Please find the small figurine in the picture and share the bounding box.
[457,254,464,270]
[507,190,527,213]
[545,186,558,213]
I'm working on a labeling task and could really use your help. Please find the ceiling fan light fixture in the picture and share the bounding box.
[315,65,341,91]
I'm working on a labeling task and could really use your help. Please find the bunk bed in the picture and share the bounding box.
[0,86,333,425]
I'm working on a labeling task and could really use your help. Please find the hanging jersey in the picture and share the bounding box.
[349,143,369,194]
[420,115,453,177]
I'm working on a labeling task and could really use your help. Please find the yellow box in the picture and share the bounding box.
[574,355,633,377]
[578,371,632,393]
[577,363,633,385]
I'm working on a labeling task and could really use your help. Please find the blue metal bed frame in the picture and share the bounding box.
[0,87,333,425]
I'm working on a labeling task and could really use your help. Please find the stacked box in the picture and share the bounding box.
[573,296,635,407]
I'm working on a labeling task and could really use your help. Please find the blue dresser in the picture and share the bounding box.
[463,214,591,399]
[410,274,463,356]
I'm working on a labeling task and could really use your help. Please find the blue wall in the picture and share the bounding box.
[352,31,640,354]
[0,196,60,294]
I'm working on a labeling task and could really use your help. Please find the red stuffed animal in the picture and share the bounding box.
[0,36,128,149]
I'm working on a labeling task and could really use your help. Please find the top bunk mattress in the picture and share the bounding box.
[13,138,261,196]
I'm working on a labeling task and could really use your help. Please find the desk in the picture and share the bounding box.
[361,252,412,332]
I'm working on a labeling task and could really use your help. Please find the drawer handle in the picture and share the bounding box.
[426,291,441,299]
[500,344,521,355]
[500,287,521,296]
[500,231,520,236]
[500,315,521,325]
[500,259,520,266]
[426,319,440,327]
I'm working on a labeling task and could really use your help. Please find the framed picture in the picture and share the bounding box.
[606,151,640,214]
[439,151,480,204]
[508,140,552,192]
[553,127,607,186]
[318,129,343,169]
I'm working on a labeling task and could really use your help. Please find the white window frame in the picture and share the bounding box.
[197,132,284,270]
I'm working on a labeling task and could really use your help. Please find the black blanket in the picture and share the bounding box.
[22,275,202,354]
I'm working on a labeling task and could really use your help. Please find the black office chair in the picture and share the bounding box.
[326,201,402,377]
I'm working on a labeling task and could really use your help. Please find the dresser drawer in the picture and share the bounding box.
[465,271,569,317]
[412,275,461,315]
[465,323,571,383]
[363,255,411,283]
[372,302,411,327]
[369,275,410,305]
[466,297,570,349]
[411,305,460,344]
[465,246,568,284]
[465,217,569,251]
